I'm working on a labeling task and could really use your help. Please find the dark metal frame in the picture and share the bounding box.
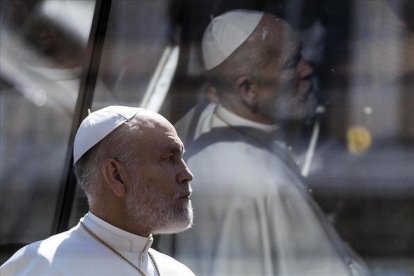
[51,0,112,234]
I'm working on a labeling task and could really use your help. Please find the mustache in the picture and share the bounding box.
[176,184,192,197]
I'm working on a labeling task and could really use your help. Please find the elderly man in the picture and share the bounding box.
[162,10,367,276]
[1,106,195,275]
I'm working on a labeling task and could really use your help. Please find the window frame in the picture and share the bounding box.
[51,0,113,235]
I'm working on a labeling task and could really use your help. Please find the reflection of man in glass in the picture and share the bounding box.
[164,10,367,275]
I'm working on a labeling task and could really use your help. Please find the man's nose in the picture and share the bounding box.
[177,159,194,183]
[298,58,314,79]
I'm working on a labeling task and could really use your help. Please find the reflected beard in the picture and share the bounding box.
[275,95,317,120]
[268,86,317,121]
[125,179,193,235]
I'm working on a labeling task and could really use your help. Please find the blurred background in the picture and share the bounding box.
[1,0,414,274]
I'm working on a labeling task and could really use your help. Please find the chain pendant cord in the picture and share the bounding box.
[80,222,160,276]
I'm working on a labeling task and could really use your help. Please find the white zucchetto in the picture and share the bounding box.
[202,10,264,70]
[73,106,141,163]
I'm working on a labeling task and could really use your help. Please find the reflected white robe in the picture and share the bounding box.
[165,103,366,276]
[0,212,194,276]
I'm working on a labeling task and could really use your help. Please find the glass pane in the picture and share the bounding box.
[65,0,414,274]
[157,0,414,274]
[92,0,173,109]
[0,0,96,263]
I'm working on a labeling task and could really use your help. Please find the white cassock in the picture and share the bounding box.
[0,212,194,276]
[159,102,367,276]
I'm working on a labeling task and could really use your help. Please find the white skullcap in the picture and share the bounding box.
[73,106,141,164]
[202,10,264,70]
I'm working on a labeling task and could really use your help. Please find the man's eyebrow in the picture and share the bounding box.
[163,142,184,154]
[281,45,302,69]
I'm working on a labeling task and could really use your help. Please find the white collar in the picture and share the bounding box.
[215,104,279,133]
[81,212,153,255]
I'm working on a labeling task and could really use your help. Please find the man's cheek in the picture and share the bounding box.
[279,69,296,82]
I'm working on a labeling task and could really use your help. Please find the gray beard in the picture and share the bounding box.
[125,179,193,235]
[264,91,317,122]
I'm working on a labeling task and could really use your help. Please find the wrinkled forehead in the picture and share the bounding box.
[130,112,183,151]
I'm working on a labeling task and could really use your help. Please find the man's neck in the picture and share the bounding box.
[220,99,275,125]
[89,206,152,237]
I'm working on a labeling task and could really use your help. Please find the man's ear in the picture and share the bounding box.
[236,76,258,109]
[102,158,127,198]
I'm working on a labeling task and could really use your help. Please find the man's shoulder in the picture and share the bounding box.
[0,239,47,276]
[0,225,86,275]
[5,227,77,258]
[149,248,195,276]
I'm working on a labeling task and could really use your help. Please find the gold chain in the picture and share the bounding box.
[80,222,160,276]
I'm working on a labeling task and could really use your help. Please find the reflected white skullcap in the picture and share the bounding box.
[73,106,141,164]
[202,10,264,70]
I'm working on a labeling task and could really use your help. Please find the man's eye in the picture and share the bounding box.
[164,155,175,162]
[283,54,301,69]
